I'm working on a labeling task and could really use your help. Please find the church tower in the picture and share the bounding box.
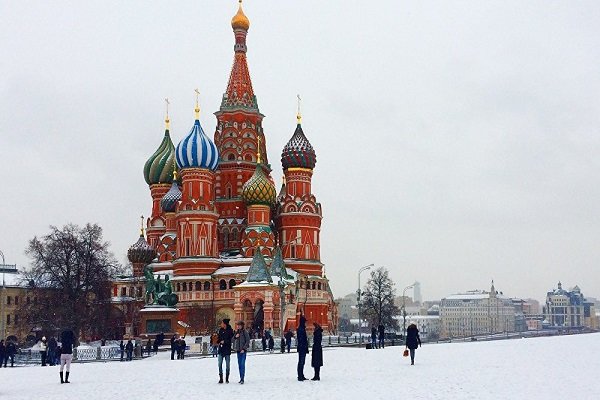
[172,93,221,276]
[143,109,176,249]
[214,0,271,255]
[276,107,323,276]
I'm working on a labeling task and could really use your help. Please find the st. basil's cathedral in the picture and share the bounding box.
[112,2,338,338]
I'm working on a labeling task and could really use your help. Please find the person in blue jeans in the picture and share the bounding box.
[217,319,234,384]
[233,321,250,384]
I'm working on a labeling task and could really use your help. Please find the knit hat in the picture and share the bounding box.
[223,318,230,325]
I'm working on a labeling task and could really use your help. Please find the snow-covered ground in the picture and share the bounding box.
[2,333,599,399]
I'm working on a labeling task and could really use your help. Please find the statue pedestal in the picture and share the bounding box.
[139,305,180,338]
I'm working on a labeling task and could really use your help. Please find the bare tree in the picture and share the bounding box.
[16,223,123,340]
[362,267,399,330]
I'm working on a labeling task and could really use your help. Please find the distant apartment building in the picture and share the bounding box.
[544,282,598,330]
[337,293,358,321]
[440,282,516,339]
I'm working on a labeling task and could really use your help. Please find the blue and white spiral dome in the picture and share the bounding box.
[176,119,219,171]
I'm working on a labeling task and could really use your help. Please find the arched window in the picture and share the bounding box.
[6,296,11,305]
[204,282,211,291]
[129,287,135,297]
[195,281,201,291]
[226,186,232,199]
[317,282,322,290]
[121,287,127,296]
[177,283,181,292]
[182,282,187,292]
[244,154,253,162]
[229,279,236,289]
[219,280,227,290]
[228,153,236,161]
[311,281,316,290]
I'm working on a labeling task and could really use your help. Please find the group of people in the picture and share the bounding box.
[0,339,17,367]
[170,335,187,360]
[370,324,386,349]
[212,314,323,385]
[119,339,135,361]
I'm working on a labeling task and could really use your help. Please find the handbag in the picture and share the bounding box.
[403,349,409,357]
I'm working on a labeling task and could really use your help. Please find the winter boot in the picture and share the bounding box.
[218,374,223,384]
[60,372,64,384]
[65,372,70,383]
[225,372,230,383]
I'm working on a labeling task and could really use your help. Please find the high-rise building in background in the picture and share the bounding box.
[413,281,422,304]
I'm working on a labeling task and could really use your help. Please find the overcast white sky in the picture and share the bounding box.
[1,1,599,303]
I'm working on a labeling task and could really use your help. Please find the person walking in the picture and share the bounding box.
[40,336,48,366]
[0,340,5,368]
[311,322,323,381]
[59,329,75,383]
[378,324,385,349]
[5,340,16,368]
[125,339,134,361]
[48,337,58,366]
[405,323,422,365]
[371,326,378,349]
[119,340,125,361]
[296,314,309,381]
[233,321,250,384]
[217,318,234,384]
[284,329,294,353]
[170,335,177,360]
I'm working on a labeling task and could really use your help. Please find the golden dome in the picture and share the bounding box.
[242,164,276,206]
[231,0,250,31]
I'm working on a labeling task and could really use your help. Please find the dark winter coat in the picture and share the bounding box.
[60,330,75,354]
[125,341,134,353]
[406,324,422,350]
[378,324,385,340]
[371,327,377,340]
[233,328,250,353]
[284,330,294,344]
[48,337,58,352]
[217,324,234,356]
[6,342,16,356]
[296,317,309,355]
[311,326,323,368]
[0,341,5,357]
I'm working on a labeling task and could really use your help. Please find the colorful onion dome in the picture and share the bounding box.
[160,173,182,213]
[176,119,219,171]
[281,121,316,170]
[143,129,176,185]
[242,163,277,206]
[127,232,156,264]
[231,0,250,31]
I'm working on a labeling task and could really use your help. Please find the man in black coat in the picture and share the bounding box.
[311,322,323,381]
[48,337,58,366]
[170,335,177,360]
[378,324,385,349]
[59,329,75,383]
[405,323,422,365]
[296,314,309,381]
[370,326,378,349]
[5,340,16,367]
[125,339,134,361]
[119,340,125,361]
[217,318,234,384]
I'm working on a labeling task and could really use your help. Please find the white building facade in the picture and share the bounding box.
[440,282,516,339]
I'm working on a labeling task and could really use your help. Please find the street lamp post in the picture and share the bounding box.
[357,264,374,344]
[401,284,415,340]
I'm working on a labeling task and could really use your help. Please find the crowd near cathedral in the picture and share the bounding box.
[113,1,337,338]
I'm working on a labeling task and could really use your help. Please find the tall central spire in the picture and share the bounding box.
[221,0,257,111]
